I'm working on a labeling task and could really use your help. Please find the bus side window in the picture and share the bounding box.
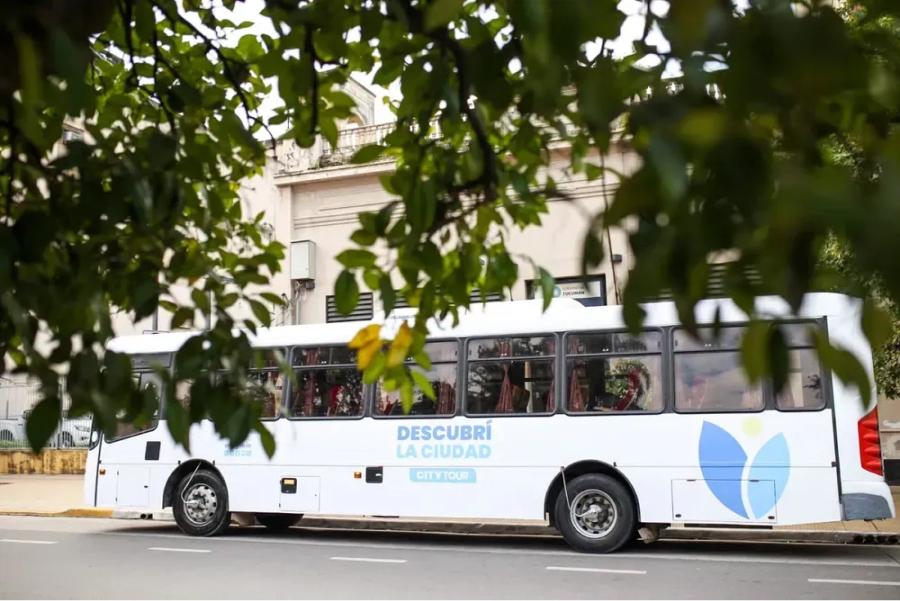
[288,346,364,418]
[247,370,284,418]
[565,331,663,414]
[374,341,458,417]
[776,348,824,410]
[109,372,161,441]
[466,336,555,415]
[674,350,763,412]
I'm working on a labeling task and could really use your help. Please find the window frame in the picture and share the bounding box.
[462,333,560,418]
[670,319,830,415]
[371,339,462,420]
[285,344,368,421]
[562,328,667,417]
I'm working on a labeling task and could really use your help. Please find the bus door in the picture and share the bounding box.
[96,370,163,508]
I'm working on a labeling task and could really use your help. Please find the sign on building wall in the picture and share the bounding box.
[525,275,607,306]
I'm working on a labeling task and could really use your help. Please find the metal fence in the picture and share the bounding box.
[0,377,91,450]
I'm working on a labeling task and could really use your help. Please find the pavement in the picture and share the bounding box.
[1,515,899,599]
[1,474,898,546]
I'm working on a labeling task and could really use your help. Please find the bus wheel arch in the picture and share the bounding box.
[544,460,640,530]
[162,460,225,510]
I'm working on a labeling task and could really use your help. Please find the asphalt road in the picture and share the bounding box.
[0,516,899,599]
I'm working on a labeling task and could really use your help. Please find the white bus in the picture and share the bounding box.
[84,293,894,553]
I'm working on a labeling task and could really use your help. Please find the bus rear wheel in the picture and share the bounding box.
[255,513,302,531]
[173,469,230,537]
[554,473,636,553]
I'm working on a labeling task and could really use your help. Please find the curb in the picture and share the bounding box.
[4,509,898,545]
[0,508,113,518]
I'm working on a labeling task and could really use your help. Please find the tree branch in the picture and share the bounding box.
[304,26,319,138]
[4,99,15,221]
[393,0,498,200]
[118,0,142,89]
[150,0,274,144]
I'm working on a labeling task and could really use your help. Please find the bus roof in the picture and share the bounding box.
[107,292,859,355]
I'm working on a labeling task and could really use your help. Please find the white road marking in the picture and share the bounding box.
[809,578,900,587]
[330,556,407,564]
[547,566,646,575]
[0,538,57,545]
[99,531,898,568]
[148,546,210,554]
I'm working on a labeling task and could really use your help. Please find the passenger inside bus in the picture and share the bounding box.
[567,357,660,413]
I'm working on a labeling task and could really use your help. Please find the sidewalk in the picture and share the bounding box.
[1,474,897,544]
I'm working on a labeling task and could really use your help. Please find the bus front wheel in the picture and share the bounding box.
[255,513,302,531]
[173,469,230,537]
[554,473,636,553]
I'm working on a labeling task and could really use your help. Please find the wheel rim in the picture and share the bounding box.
[569,489,618,539]
[183,483,219,526]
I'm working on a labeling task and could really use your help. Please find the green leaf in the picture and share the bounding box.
[191,289,211,314]
[334,270,360,315]
[411,369,436,400]
[350,145,388,164]
[380,274,396,314]
[351,229,378,246]
[249,299,272,326]
[165,396,191,452]
[767,325,789,397]
[424,0,464,32]
[740,321,767,383]
[862,299,892,350]
[260,292,285,306]
[813,330,872,405]
[255,422,276,458]
[171,307,194,330]
[336,249,377,268]
[25,396,61,452]
[538,268,555,311]
[399,378,414,414]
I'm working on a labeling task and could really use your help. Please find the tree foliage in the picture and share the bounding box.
[2,0,899,452]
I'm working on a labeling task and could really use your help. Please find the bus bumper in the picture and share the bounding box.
[841,481,895,520]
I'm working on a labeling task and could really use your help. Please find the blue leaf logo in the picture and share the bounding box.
[699,422,790,519]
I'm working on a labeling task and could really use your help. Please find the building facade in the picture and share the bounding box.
[271,82,636,326]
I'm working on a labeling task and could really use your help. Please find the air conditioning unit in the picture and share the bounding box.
[291,240,316,282]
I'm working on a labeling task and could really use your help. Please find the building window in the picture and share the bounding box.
[374,341,459,417]
[288,346,364,418]
[392,289,504,310]
[326,292,374,323]
[565,331,663,413]
[62,128,83,144]
[466,336,556,415]
[525,275,606,306]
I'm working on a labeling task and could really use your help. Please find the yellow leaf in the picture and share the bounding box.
[386,322,413,368]
[357,339,381,370]
[349,324,381,349]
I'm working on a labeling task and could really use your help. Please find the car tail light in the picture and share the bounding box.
[858,407,883,476]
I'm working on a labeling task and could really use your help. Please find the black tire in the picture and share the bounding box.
[554,473,636,553]
[0,430,13,442]
[173,469,230,537]
[58,432,73,448]
[255,513,302,531]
